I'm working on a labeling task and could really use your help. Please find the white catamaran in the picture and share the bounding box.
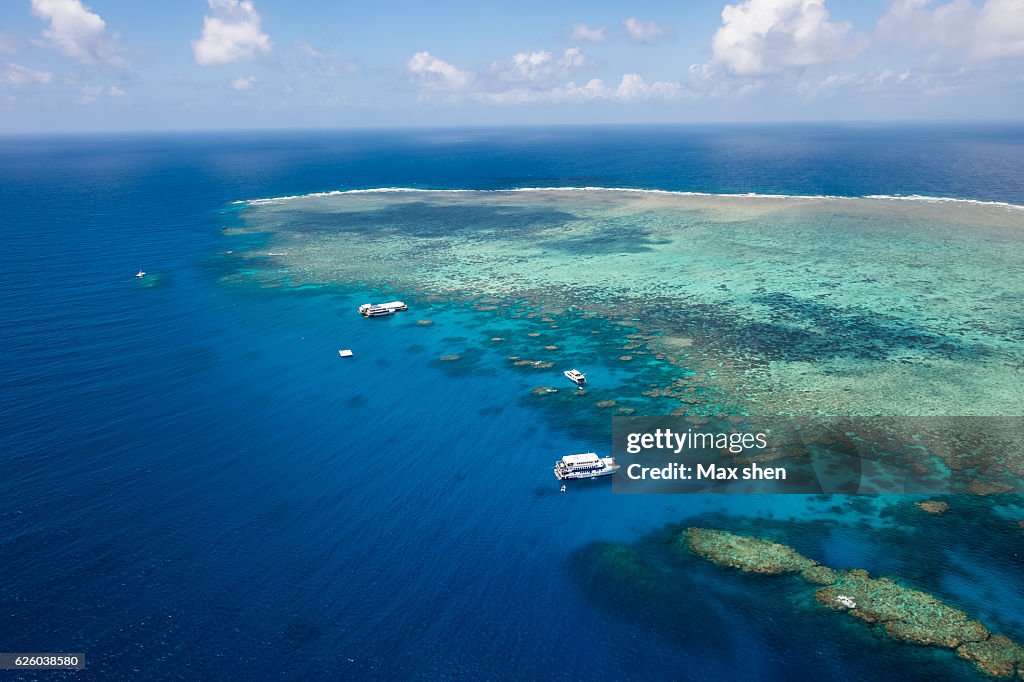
[554,453,620,480]
[563,369,586,387]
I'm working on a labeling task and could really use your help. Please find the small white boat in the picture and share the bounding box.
[136,269,145,278]
[563,369,586,387]
[338,349,353,358]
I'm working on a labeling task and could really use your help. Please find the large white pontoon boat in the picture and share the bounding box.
[358,301,408,317]
[554,453,619,480]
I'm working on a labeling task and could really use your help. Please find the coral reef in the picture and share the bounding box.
[512,359,554,369]
[814,571,988,649]
[684,528,1024,678]
[959,636,1024,678]
[915,500,950,515]
[800,565,838,585]
[684,528,815,575]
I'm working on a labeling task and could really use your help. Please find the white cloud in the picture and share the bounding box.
[76,83,102,103]
[562,78,612,100]
[72,82,127,102]
[560,47,590,72]
[569,23,607,43]
[406,51,469,92]
[805,65,978,99]
[472,78,608,104]
[30,0,126,67]
[407,45,680,105]
[230,75,256,91]
[878,0,1024,64]
[2,62,52,86]
[613,73,686,100]
[699,0,866,77]
[491,47,591,84]
[471,74,684,104]
[623,17,670,43]
[193,0,272,66]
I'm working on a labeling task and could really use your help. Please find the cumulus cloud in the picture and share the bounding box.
[2,62,53,86]
[623,17,670,43]
[193,0,272,66]
[107,84,125,96]
[697,0,866,77]
[569,23,607,43]
[406,51,469,92]
[30,0,126,67]
[491,47,591,84]
[614,73,686,100]
[878,0,1024,64]
[407,44,682,104]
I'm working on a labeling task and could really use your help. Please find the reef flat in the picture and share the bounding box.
[229,189,1024,420]
[685,528,1024,678]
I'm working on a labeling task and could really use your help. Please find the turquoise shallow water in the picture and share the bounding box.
[234,189,1024,420]
[1,127,1023,679]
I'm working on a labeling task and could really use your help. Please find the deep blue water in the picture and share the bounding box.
[1,125,1023,680]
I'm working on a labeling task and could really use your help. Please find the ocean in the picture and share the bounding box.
[1,124,1023,680]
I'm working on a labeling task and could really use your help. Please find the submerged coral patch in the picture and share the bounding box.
[684,528,1024,678]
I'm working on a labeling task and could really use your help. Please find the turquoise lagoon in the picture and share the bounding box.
[230,188,1024,419]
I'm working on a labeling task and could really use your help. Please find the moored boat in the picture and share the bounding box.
[554,452,619,480]
[563,369,586,386]
[359,301,408,317]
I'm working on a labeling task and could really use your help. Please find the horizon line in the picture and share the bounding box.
[2,118,1024,138]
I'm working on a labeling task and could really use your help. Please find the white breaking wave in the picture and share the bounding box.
[234,186,1024,211]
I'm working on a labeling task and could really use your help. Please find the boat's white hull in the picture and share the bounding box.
[359,301,408,317]
[563,370,586,386]
[554,463,620,480]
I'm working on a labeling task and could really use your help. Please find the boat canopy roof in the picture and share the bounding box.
[563,453,601,465]
[359,301,406,310]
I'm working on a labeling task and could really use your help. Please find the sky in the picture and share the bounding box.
[0,0,1022,132]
